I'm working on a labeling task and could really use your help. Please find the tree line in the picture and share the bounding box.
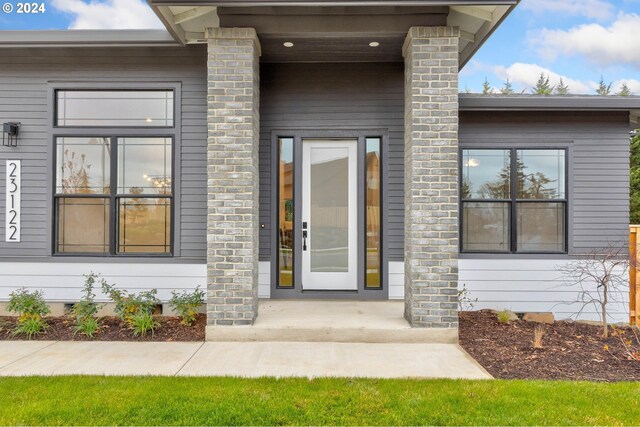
[471,73,634,96]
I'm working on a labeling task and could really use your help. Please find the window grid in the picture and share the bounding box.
[53,135,175,256]
[461,147,568,254]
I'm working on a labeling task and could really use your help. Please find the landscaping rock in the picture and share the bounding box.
[523,312,555,324]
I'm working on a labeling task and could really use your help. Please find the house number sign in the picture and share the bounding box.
[5,160,20,243]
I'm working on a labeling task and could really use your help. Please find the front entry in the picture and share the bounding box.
[272,131,386,299]
[301,139,358,290]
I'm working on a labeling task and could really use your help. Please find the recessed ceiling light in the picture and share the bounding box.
[369,41,380,47]
[283,42,294,48]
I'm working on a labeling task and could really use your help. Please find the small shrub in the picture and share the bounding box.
[458,284,477,311]
[7,288,50,339]
[169,286,205,326]
[497,310,512,324]
[101,282,159,323]
[533,324,545,349]
[101,282,160,336]
[71,273,105,338]
[129,312,159,337]
[608,326,640,361]
[75,316,100,338]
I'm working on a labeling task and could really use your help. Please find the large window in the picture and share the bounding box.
[461,148,567,253]
[53,89,175,256]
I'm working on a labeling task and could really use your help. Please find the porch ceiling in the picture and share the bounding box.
[149,1,519,68]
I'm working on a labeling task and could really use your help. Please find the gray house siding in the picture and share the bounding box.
[259,62,405,262]
[459,110,630,255]
[0,50,631,272]
[0,46,208,261]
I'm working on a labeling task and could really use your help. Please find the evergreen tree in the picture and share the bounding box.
[617,82,633,96]
[596,75,612,95]
[532,73,554,95]
[631,131,640,223]
[499,78,515,95]
[482,78,493,94]
[555,78,570,95]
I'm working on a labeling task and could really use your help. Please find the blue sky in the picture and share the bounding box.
[0,0,638,94]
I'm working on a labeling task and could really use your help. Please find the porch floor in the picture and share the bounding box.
[206,300,459,344]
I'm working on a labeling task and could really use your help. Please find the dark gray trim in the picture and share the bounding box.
[459,94,640,112]
[270,128,389,300]
[47,82,182,258]
[0,30,179,48]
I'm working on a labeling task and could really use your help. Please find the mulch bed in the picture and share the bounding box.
[459,310,640,382]
[0,314,205,342]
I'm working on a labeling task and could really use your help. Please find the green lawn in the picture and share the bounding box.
[0,377,638,426]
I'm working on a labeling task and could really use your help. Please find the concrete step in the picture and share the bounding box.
[206,300,458,343]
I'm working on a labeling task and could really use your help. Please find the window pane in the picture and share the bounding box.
[517,202,565,252]
[462,202,510,251]
[118,138,172,195]
[278,138,294,287]
[366,137,381,288]
[118,198,171,254]
[462,149,511,199]
[310,146,349,272]
[516,149,565,199]
[56,137,111,195]
[56,90,174,127]
[56,197,110,253]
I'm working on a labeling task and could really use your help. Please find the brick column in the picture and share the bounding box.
[206,28,261,328]
[403,27,460,331]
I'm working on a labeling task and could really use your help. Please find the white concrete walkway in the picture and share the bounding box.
[0,341,491,379]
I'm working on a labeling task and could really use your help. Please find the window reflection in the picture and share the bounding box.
[56,137,110,194]
[57,197,110,254]
[117,138,172,195]
[366,138,382,288]
[462,150,510,200]
[118,198,171,254]
[278,138,294,287]
[56,90,174,127]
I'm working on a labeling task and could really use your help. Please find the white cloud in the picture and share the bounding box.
[494,63,594,94]
[520,0,616,21]
[52,0,164,29]
[534,13,640,68]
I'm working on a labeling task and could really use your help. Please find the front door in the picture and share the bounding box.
[301,139,358,290]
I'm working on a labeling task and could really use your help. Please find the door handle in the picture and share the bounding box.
[302,230,308,251]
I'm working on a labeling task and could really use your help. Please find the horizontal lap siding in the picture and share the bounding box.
[459,259,628,322]
[458,111,630,322]
[259,62,405,261]
[0,46,208,260]
[459,111,631,254]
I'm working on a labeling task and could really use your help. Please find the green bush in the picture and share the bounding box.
[101,283,159,321]
[496,310,513,324]
[71,273,105,338]
[7,288,50,339]
[129,312,159,337]
[169,286,205,326]
[101,282,160,335]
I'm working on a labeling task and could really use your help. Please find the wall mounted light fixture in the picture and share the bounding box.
[2,122,20,147]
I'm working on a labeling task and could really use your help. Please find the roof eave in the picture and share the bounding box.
[0,30,180,48]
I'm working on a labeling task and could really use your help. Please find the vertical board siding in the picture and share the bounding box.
[459,111,631,254]
[259,62,405,261]
[0,46,208,260]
